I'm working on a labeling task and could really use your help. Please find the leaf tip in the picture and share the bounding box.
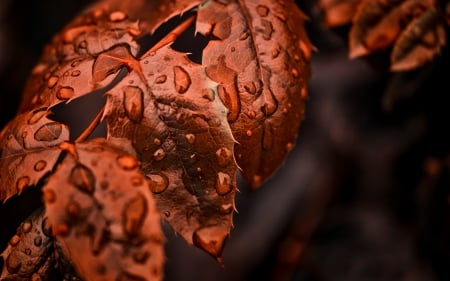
[193,226,229,259]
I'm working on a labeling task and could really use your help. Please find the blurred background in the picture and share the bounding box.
[1,0,449,280]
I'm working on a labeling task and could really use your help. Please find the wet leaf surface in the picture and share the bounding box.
[197,0,311,188]
[0,109,69,201]
[103,45,237,257]
[0,208,56,281]
[43,139,164,281]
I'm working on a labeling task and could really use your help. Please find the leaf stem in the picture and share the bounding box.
[141,14,196,58]
[75,105,105,143]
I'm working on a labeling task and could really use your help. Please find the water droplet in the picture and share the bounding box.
[33,160,47,172]
[56,87,75,100]
[131,176,144,186]
[71,70,81,77]
[22,221,32,233]
[41,217,52,237]
[256,5,269,17]
[66,201,82,218]
[164,211,171,218]
[123,86,144,122]
[301,87,308,99]
[122,193,147,237]
[173,66,191,94]
[272,46,281,58]
[32,64,47,75]
[155,75,167,84]
[246,130,253,137]
[202,88,215,101]
[247,110,256,119]
[43,188,56,204]
[147,173,169,194]
[70,165,96,194]
[216,172,232,195]
[6,253,22,273]
[109,11,127,22]
[9,235,20,246]
[24,248,32,255]
[117,155,139,170]
[154,138,161,146]
[259,19,274,40]
[193,226,229,258]
[34,122,63,142]
[291,68,299,78]
[239,31,249,40]
[185,134,196,144]
[78,40,88,49]
[262,100,278,116]
[34,236,43,247]
[28,109,47,124]
[216,148,232,166]
[47,76,59,88]
[63,71,70,77]
[230,47,236,52]
[252,175,262,187]
[243,81,256,94]
[31,273,42,281]
[16,176,30,193]
[153,148,166,161]
[54,223,70,236]
[220,203,234,214]
[133,251,150,264]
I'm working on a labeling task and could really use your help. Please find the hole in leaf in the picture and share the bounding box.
[136,10,212,64]
[49,68,128,141]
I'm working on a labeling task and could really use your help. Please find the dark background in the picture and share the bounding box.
[1,0,450,280]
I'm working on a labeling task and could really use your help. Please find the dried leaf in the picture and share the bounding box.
[318,0,363,27]
[43,139,164,281]
[0,208,56,281]
[349,0,436,58]
[391,8,446,71]
[103,45,237,258]
[0,109,69,201]
[197,0,311,188]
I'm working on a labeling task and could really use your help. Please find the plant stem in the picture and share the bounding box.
[75,105,105,143]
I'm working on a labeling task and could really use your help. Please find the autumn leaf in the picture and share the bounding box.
[391,8,446,71]
[0,208,56,281]
[318,0,363,27]
[0,109,69,201]
[103,45,237,259]
[196,0,311,188]
[43,139,164,281]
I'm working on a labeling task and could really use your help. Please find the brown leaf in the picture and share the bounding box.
[0,208,56,281]
[391,8,446,71]
[318,0,363,27]
[43,139,164,281]
[103,45,237,258]
[0,109,69,201]
[349,0,436,58]
[197,0,311,188]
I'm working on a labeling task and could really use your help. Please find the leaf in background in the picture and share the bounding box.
[349,0,436,58]
[391,8,446,71]
[318,0,363,27]
[103,45,237,259]
[0,109,69,201]
[0,208,56,281]
[196,0,311,188]
[43,139,164,281]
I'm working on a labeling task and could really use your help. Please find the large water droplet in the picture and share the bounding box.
[28,109,47,125]
[193,226,229,258]
[56,86,75,100]
[34,122,63,142]
[70,165,96,194]
[117,155,139,170]
[173,66,191,94]
[22,221,32,233]
[24,248,32,256]
[47,76,59,89]
[147,173,169,194]
[34,236,43,247]
[16,176,30,193]
[71,70,81,77]
[216,148,232,167]
[216,172,232,195]
[256,5,269,17]
[43,188,56,204]
[9,235,20,247]
[153,148,166,161]
[34,160,47,172]
[122,193,147,237]
[109,11,127,22]
[123,86,144,122]
[155,75,167,84]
